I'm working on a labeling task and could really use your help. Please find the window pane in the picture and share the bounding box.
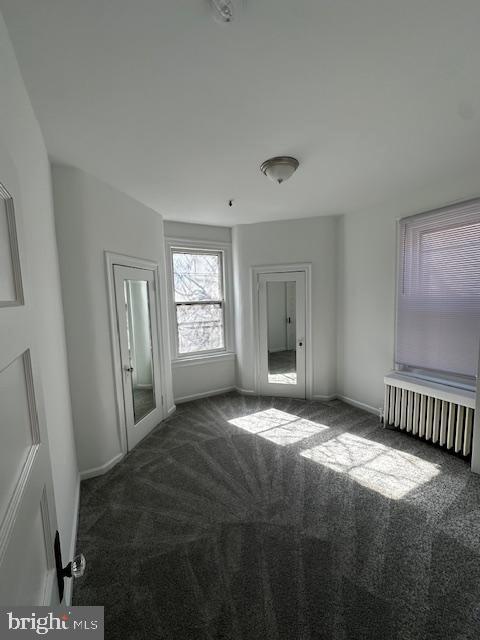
[417,222,480,297]
[176,303,224,353]
[396,200,480,382]
[173,252,222,302]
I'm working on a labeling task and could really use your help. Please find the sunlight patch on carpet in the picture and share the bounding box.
[229,408,328,445]
[301,432,440,499]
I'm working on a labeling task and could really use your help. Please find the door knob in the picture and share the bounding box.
[123,365,134,372]
[54,531,86,602]
[70,554,86,579]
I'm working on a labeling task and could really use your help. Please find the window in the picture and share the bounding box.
[171,249,226,356]
[396,198,480,388]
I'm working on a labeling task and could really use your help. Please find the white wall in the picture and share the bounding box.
[233,215,338,397]
[164,221,236,402]
[164,220,231,244]
[0,13,78,567]
[336,210,396,412]
[52,166,174,474]
[172,356,236,403]
[53,174,480,428]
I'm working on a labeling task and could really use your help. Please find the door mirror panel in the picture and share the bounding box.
[123,279,156,423]
[258,271,306,399]
[267,281,297,384]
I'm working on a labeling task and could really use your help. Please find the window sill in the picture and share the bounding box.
[384,371,476,408]
[172,352,236,368]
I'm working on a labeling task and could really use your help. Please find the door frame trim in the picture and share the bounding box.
[105,251,169,455]
[251,263,313,400]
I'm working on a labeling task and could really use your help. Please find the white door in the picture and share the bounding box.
[258,271,306,399]
[113,265,163,450]
[0,179,59,605]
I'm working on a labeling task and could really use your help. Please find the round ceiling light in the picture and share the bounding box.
[210,0,234,23]
[260,156,299,184]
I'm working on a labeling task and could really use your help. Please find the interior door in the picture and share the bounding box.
[258,271,306,398]
[0,177,59,605]
[113,265,163,450]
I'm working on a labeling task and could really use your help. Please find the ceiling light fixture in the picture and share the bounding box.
[210,0,234,23]
[260,156,299,184]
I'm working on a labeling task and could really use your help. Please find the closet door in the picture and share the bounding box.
[113,265,163,450]
[258,271,306,399]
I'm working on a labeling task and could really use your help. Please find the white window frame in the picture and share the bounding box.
[394,198,480,391]
[165,238,235,363]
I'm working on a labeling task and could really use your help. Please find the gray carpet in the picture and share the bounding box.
[133,387,155,422]
[268,350,297,384]
[268,350,296,374]
[73,392,480,639]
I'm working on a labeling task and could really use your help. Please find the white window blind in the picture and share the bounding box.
[396,198,480,388]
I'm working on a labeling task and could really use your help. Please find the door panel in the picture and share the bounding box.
[0,352,39,528]
[1,487,54,605]
[113,265,163,450]
[0,176,58,605]
[22,500,51,603]
[0,183,23,306]
[0,479,55,605]
[258,272,306,398]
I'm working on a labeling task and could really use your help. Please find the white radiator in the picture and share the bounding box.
[384,372,476,457]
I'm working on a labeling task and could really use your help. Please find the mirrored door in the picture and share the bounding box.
[258,271,306,398]
[113,265,163,450]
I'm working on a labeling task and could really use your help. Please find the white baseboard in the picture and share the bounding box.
[235,388,377,416]
[175,386,236,404]
[64,475,81,605]
[336,394,380,416]
[311,393,337,402]
[79,452,125,480]
[312,392,380,416]
[235,386,257,396]
[173,384,379,416]
[167,404,176,417]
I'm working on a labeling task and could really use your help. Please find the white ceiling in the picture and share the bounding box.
[2,0,480,225]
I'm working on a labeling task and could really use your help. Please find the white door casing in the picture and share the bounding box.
[258,271,307,399]
[0,166,59,605]
[113,264,164,451]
